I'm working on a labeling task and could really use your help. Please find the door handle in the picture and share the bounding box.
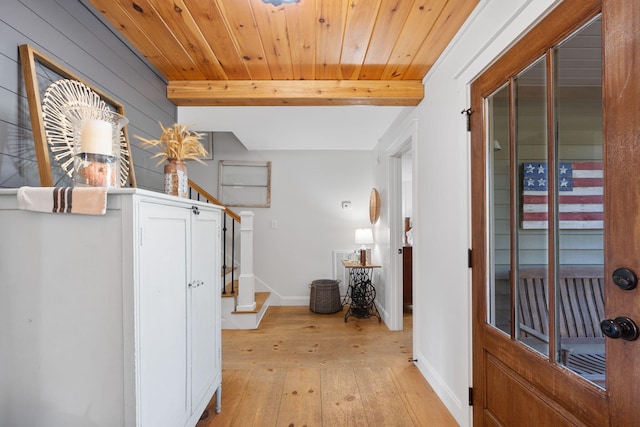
[188,280,203,288]
[600,317,639,341]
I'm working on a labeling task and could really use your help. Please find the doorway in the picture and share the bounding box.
[388,119,417,332]
[401,151,413,313]
[471,0,640,424]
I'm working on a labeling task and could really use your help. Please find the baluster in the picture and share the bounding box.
[231,219,236,294]
[222,212,228,295]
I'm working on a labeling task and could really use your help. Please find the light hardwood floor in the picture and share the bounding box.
[197,306,458,427]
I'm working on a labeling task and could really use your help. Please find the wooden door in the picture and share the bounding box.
[471,0,640,425]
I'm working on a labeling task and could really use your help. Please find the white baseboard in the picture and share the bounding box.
[413,348,465,426]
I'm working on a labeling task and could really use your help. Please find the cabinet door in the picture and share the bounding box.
[138,202,190,427]
[189,208,221,412]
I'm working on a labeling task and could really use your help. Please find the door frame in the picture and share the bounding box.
[386,119,418,331]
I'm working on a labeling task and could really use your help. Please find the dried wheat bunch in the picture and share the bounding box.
[135,123,208,166]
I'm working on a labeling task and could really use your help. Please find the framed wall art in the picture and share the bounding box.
[218,160,271,207]
[19,44,136,187]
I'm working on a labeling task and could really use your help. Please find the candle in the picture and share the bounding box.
[80,119,112,156]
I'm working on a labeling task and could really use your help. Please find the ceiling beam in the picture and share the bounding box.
[167,80,423,106]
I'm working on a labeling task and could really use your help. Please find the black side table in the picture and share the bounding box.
[342,261,381,322]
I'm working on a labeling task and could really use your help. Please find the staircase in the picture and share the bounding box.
[188,180,270,329]
[221,278,271,330]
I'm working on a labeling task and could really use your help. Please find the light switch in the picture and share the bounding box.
[271,219,278,229]
[342,201,352,210]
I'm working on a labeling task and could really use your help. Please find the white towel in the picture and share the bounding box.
[17,187,108,215]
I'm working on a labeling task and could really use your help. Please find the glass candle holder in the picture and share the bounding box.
[64,106,128,187]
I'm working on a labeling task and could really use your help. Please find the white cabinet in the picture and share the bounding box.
[0,189,222,427]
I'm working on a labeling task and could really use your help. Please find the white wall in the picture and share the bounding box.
[372,0,562,425]
[184,133,375,304]
[402,153,413,220]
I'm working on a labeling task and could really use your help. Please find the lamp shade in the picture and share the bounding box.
[355,228,374,246]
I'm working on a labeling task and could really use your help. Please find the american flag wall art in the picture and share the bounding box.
[521,161,603,229]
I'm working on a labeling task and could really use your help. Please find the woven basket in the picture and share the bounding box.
[309,280,342,314]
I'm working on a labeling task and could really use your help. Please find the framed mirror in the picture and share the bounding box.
[19,44,136,187]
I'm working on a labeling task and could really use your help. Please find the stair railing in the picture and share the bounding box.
[188,179,240,295]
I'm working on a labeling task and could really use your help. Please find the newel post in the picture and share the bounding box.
[236,211,256,311]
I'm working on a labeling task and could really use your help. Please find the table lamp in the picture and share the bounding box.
[355,228,374,265]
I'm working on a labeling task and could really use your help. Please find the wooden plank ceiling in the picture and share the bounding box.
[88,0,479,106]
